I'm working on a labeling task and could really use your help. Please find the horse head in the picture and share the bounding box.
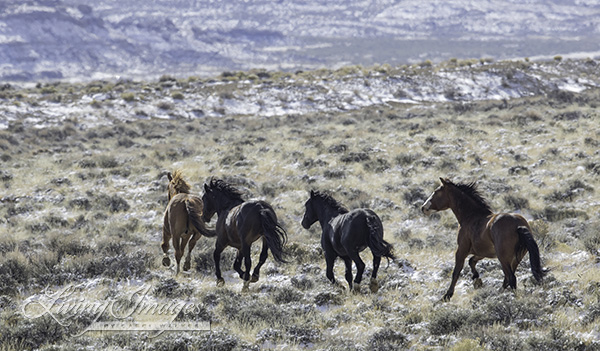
[421,178,452,215]
[301,190,318,229]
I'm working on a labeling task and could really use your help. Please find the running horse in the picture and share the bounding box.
[301,190,395,293]
[421,178,543,301]
[202,178,288,292]
[161,170,216,275]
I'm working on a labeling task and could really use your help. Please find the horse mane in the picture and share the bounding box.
[448,180,492,214]
[170,170,191,194]
[206,178,245,202]
[311,191,349,214]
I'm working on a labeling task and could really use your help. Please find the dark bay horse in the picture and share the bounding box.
[421,178,543,301]
[161,170,216,275]
[301,190,395,293]
[202,178,288,291]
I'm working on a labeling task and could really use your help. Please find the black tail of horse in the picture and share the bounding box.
[366,215,395,260]
[260,209,288,263]
[517,226,543,282]
[185,199,216,238]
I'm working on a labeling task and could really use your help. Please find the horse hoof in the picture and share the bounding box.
[162,256,171,267]
[369,280,379,293]
[442,294,452,302]
[251,275,259,283]
[242,281,250,293]
[216,278,225,287]
[183,262,191,271]
[473,278,483,289]
[352,283,361,294]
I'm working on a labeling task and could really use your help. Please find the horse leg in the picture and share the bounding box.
[370,255,381,293]
[443,247,469,301]
[469,255,484,289]
[214,242,226,286]
[183,233,200,271]
[161,225,172,267]
[241,243,252,293]
[173,233,183,275]
[233,250,244,279]
[342,257,355,291]
[251,238,269,283]
[324,250,338,286]
[178,233,191,273]
[500,262,517,290]
[347,252,365,293]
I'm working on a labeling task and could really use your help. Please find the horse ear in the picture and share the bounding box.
[167,172,173,181]
[440,177,451,185]
[204,183,209,192]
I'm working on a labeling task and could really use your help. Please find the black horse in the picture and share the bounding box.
[301,190,394,292]
[202,178,288,291]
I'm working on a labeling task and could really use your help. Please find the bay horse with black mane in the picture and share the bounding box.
[421,178,543,301]
[162,170,216,275]
[202,178,288,292]
[301,190,395,293]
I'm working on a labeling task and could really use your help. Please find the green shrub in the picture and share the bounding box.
[94,193,130,212]
[0,312,64,350]
[527,328,587,351]
[121,92,135,102]
[429,307,471,335]
[314,292,343,306]
[223,299,289,328]
[368,328,407,351]
[286,324,322,346]
[171,91,184,100]
[272,286,303,304]
[0,251,29,295]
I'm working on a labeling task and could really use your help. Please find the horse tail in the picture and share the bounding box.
[185,199,217,238]
[366,214,395,260]
[259,208,288,263]
[517,226,543,282]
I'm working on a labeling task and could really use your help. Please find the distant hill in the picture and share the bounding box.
[1,0,599,82]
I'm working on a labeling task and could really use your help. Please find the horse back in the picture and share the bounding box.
[223,200,274,247]
[329,208,374,255]
[165,193,204,235]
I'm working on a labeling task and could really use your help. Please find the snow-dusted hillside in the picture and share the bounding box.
[1,0,600,82]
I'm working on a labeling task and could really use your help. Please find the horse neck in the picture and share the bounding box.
[215,195,244,216]
[448,188,491,224]
[315,203,344,228]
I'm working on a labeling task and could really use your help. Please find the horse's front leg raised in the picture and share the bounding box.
[469,255,484,289]
[443,247,469,301]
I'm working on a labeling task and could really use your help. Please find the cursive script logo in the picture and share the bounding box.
[22,283,208,336]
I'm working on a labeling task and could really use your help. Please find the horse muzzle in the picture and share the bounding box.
[421,202,434,216]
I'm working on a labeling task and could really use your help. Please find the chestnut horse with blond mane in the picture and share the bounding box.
[161,170,215,275]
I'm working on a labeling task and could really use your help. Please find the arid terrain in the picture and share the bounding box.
[1,58,599,350]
